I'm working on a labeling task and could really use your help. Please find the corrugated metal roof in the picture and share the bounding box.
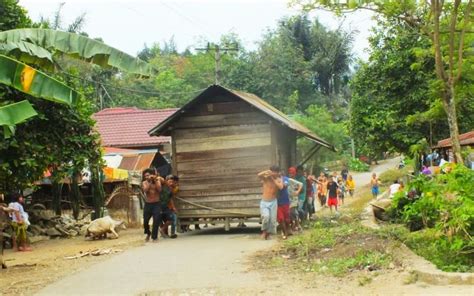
[149,85,335,151]
[119,155,139,171]
[433,130,474,148]
[135,153,156,170]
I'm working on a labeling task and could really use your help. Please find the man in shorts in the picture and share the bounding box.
[257,166,284,240]
[287,167,303,232]
[278,170,302,239]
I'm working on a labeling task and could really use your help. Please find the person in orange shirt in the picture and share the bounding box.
[316,172,328,207]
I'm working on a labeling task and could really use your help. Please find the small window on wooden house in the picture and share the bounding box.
[207,103,214,112]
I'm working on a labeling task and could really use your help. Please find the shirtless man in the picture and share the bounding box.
[370,173,380,199]
[257,165,284,240]
[142,168,163,242]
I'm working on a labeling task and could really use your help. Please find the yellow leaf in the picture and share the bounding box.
[20,65,36,92]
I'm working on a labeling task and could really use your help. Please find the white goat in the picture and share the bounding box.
[85,216,126,240]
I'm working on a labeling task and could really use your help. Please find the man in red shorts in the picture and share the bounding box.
[277,169,302,239]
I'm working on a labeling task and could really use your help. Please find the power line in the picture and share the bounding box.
[195,43,239,85]
[59,71,207,96]
[158,0,212,38]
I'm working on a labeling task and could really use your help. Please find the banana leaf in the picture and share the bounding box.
[0,100,37,138]
[0,40,54,70]
[0,54,78,105]
[0,29,155,76]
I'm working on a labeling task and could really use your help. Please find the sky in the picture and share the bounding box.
[18,0,376,60]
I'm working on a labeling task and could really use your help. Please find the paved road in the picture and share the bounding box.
[351,156,400,188]
[36,227,272,296]
[36,158,401,296]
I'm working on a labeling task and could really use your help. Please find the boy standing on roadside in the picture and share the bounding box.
[257,166,284,240]
[327,177,339,213]
[346,175,355,197]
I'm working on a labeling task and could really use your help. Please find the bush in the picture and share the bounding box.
[389,165,474,271]
[379,168,409,185]
[347,157,370,172]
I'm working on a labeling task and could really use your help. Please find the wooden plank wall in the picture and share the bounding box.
[173,97,272,218]
[273,125,296,172]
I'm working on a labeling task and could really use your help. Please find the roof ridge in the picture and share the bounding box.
[94,108,178,116]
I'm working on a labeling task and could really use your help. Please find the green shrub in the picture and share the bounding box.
[379,168,409,184]
[347,157,370,172]
[388,165,474,271]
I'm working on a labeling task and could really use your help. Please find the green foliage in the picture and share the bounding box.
[389,165,474,271]
[0,5,151,197]
[378,168,409,185]
[0,54,79,105]
[0,0,32,32]
[0,29,155,76]
[295,0,474,164]
[346,157,370,172]
[283,219,392,276]
[295,104,350,166]
[350,21,439,158]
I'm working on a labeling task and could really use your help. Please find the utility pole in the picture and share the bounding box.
[196,43,238,85]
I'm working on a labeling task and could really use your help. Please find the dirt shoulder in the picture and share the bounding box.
[1,228,144,295]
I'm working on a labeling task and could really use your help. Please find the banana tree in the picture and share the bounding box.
[0,28,156,137]
[0,28,154,217]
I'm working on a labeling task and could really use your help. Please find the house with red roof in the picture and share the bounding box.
[433,130,474,149]
[93,107,178,179]
[93,107,178,152]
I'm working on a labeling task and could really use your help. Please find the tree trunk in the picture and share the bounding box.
[52,180,62,216]
[91,166,105,220]
[442,86,463,163]
[70,169,81,220]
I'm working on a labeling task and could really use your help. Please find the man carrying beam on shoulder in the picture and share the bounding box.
[257,165,284,240]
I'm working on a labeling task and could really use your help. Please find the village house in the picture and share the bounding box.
[149,85,335,229]
[93,107,179,178]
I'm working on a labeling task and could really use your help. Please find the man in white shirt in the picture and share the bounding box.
[389,180,401,198]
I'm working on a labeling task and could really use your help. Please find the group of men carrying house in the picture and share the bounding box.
[141,163,356,242]
[258,165,355,240]
[141,168,181,242]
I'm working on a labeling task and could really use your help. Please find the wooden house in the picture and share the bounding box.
[149,85,334,229]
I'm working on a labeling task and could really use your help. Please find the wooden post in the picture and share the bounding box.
[225,217,230,231]
[299,145,322,167]
[171,129,177,175]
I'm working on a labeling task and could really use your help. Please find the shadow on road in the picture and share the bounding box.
[183,223,262,236]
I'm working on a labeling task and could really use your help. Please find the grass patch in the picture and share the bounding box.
[312,250,392,277]
[379,167,410,185]
[358,275,373,286]
[270,256,285,268]
[277,216,393,277]
[403,271,418,285]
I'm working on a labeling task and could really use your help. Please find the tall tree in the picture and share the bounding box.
[350,21,439,158]
[292,0,473,163]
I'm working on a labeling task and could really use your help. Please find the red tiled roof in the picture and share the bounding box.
[93,108,178,148]
[434,130,474,148]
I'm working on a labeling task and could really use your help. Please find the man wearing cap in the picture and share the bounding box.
[257,165,284,240]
